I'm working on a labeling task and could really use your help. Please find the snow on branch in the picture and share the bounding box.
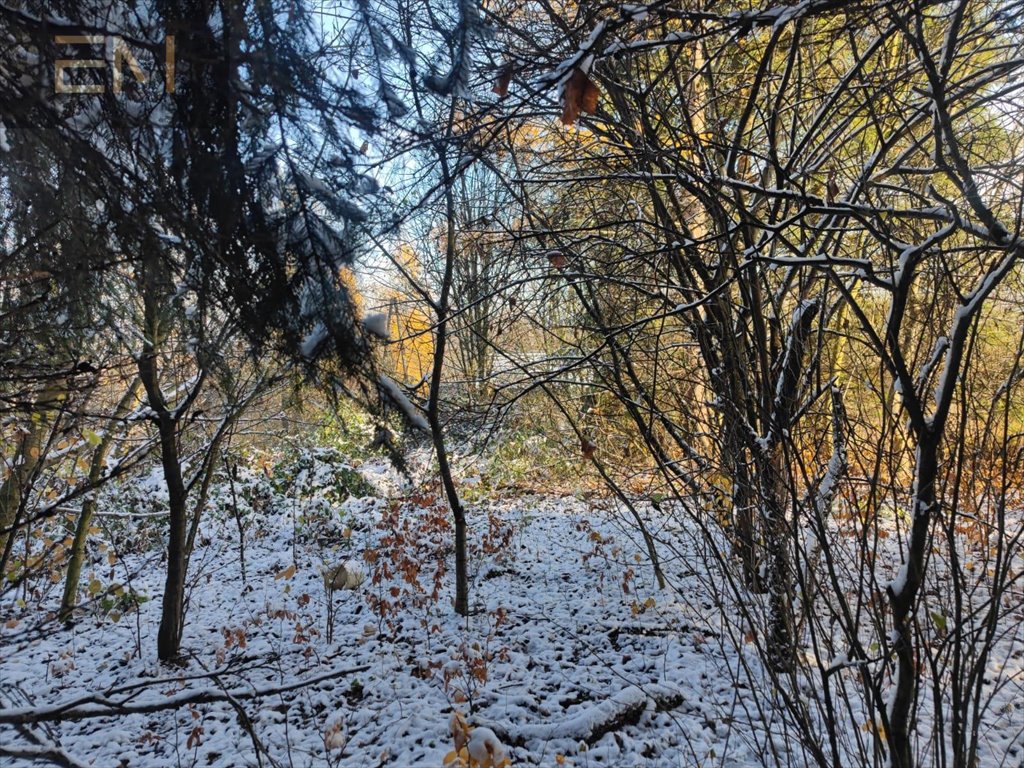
[422,0,485,97]
[544,0,872,87]
[378,375,429,430]
[479,684,685,748]
[0,664,371,725]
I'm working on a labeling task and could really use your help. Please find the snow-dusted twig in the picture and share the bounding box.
[0,663,371,725]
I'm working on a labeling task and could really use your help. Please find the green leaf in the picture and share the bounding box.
[930,611,947,632]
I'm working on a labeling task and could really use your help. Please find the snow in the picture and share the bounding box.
[513,684,647,742]
[765,1,809,29]
[0,120,10,153]
[620,4,649,22]
[467,726,507,766]
[548,19,608,87]
[295,170,332,198]
[2,457,1022,767]
[378,374,429,430]
[362,312,389,339]
[0,469,767,767]
[300,323,328,359]
[889,560,909,598]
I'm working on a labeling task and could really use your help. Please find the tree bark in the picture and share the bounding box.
[431,147,469,617]
[60,378,143,622]
[0,382,64,574]
[138,260,190,662]
[886,432,938,768]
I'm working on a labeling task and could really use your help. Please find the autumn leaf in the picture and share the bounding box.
[492,64,513,97]
[443,748,467,766]
[547,250,568,269]
[561,68,600,126]
[275,564,296,580]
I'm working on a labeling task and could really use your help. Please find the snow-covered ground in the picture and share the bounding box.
[1,456,1022,767]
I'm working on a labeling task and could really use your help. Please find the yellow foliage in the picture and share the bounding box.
[378,244,435,384]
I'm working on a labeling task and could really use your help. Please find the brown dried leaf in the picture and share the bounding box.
[561,69,600,126]
[547,251,568,269]
[492,64,513,97]
[275,564,296,580]
[581,76,600,115]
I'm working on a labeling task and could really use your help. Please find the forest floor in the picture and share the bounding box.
[1,452,1022,767]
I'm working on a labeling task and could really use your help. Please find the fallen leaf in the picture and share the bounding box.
[275,564,296,580]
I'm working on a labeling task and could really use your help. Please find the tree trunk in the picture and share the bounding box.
[60,378,143,622]
[0,382,64,573]
[431,147,469,617]
[138,260,190,662]
[886,432,938,768]
[762,299,820,672]
[761,452,795,673]
[141,355,190,662]
[725,419,758,589]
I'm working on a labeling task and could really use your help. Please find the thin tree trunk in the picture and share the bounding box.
[886,432,938,768]
[761,452,795,673]
[60,378,143,622]
[138,262,190,662]
[0,382,64,574]
[141,355,190,662]
[431,148,470,617]
[762,299,820,672]
[184,412,242,560]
